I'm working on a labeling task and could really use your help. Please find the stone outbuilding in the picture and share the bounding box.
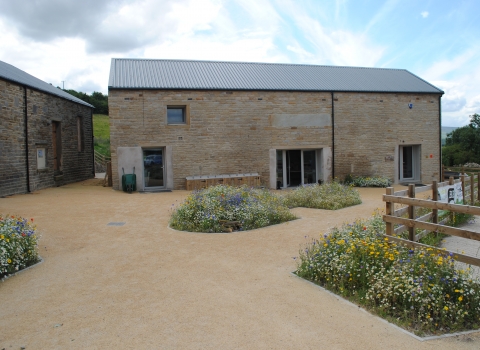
[108,59,444,191]
[0,60,94,197]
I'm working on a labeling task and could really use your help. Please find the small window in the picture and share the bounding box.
[167,106,186,124]
[77,116,84,151]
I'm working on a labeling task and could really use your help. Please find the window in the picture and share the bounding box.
[167,106,186,124]
[77,116,84,151]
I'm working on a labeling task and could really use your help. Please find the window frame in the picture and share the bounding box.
[166,105,189,125]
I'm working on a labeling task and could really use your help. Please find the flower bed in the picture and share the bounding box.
[295,214,480,336]
[1,215,40,279]
[344,175,392,187]
[170,185,297,232]
[283,182,362,210]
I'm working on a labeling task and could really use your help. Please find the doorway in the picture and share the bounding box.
[276,149,318,188]
[52,121,62,173]
[399,145,420,182]
[143,149,164,188]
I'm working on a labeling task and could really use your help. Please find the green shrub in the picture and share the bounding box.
[170,185,296,232]
[283,182,362,210]
[344,175,392,187]
[295,214,480,335]
[0,215,40,279]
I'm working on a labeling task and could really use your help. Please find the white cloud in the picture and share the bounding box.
[277,0,385,67]
[422,49,480,126]
[421,11,429,18]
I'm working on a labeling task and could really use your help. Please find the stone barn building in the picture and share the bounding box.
[108,59,444,191]
[0,60,94,197]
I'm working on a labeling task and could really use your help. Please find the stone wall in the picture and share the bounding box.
[108,89,441,190]
[0,78,94,197]
[334,92,441,184]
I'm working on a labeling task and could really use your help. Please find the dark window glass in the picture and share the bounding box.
[167,107,185,124]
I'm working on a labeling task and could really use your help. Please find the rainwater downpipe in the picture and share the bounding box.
[23,86,31,193]
[331,91,335,180]
[438,95,442,180]
[91,108,95,176]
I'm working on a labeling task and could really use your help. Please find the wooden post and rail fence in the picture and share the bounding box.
[382,172,480,267]
[94,150,112,187]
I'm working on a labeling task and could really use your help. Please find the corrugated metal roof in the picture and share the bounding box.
[108,58,443,94]
[0,60,94,108]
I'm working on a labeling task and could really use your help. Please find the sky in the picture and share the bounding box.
[1,0,479,127]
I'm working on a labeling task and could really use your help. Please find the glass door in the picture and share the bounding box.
[400,145,420,182]
[287,150,302,187]
[303,150,317,184]
[143,149,164,188]
[277,149,318,188]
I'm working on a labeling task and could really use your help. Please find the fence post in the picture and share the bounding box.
[432,180,438,223]
[449,176,454,224]
[471,174,475,205]
[385,187,394,236]
[478,172,480,202]
[106,161,113,187]
[442,164,445,182]
[408,184,415,241]
[461,174,466,204]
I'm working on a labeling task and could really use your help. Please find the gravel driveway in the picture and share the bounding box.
[1,179,479,349]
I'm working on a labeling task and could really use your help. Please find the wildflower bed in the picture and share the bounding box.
[283,182,362,210]
[1,215,40,279]
[295,214,480,336]
[170,183,361,233]
[170,185,297,232]
[344,175,392,188]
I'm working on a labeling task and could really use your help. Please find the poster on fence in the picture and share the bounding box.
[438,182,463,204]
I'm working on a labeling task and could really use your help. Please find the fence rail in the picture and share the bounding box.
[94,150,111,166]
[382,173,480,267]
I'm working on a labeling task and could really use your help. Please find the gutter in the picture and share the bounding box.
[23,86,30,193]
[331,92,335,180]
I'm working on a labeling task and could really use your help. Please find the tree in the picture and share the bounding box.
[62,89,109,115]
[442,114,480,166]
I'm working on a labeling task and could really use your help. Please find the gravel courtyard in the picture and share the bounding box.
[1,179,479,349]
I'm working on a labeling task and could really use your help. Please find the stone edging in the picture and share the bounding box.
[0,256,44,283]
[290,272,480,341]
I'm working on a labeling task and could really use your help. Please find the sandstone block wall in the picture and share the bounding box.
[0,78,94,197]
[334,92,441,184]
[108,89,441,190]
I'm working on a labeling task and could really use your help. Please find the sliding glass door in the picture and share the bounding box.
[276,149,318,188]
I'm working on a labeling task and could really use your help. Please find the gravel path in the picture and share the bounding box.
[1,180,479,349]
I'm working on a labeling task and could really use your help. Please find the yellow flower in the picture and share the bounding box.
[7,258,11,264]
[5,238,9,243]
[444,306,449,311]
[458,296,463,301]
[0,234,3,239]
[455,289,460,293]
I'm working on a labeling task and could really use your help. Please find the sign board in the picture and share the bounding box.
[438,182,463,204]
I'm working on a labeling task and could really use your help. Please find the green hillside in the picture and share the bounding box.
[93,114,110,157]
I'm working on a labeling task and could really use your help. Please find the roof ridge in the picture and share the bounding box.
[111,58,406,72]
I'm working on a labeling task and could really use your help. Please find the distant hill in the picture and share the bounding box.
[442,126,458,145]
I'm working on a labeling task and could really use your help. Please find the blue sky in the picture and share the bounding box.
[1,0,479,126]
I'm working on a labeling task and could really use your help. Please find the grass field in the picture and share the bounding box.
[93,114,110,157]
